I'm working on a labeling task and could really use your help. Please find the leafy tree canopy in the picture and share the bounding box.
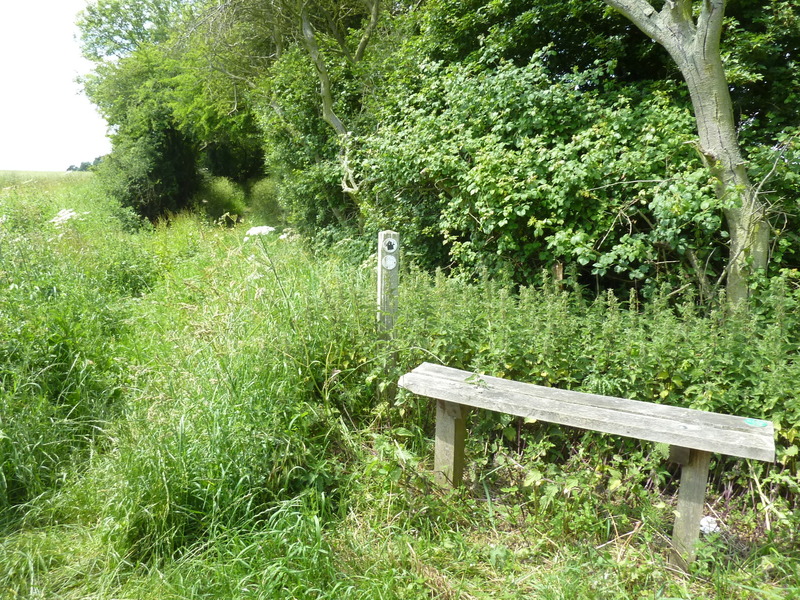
[76,0,800,298]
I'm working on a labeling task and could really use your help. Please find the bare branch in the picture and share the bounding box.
[671,0,694,26]
[207,59,258,89]
[686,248,712,300]
[666,283,693,299]
[355,0,380,63]
[603,0,662,40]
[340,133,360,194]
[588,178,668,191]
[753,133,798,206]
[301,5,348,136]
[322,5,354,62]
[603,0,695,57]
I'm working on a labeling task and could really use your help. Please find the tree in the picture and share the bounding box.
[360,55,718,286]
[227,0,381,215]
[80,0,263,218]
[418,0,672,79]
[603,0,769,304]
[78,0,186,60]
[81,39,201,219]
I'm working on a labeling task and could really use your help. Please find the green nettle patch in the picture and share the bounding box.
[0,173,797,599]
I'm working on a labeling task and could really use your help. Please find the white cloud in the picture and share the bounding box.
[0,1,111,172]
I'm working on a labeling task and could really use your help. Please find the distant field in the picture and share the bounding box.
[0,170,92,188]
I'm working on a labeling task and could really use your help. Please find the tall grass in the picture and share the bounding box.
[0,173,133,517]
[0,172,797,599]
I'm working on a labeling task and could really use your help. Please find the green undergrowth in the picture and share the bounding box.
[0,173,798,598]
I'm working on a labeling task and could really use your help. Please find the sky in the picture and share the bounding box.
[0,0,112,172]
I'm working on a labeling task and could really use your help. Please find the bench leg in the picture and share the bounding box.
[434,400,468,487]
[669,448,711,570]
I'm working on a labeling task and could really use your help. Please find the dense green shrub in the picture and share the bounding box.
[246,177,282,224]
[252,47,360,233]
[96,123,199,221]
[193,175,247,222]
[360,56,723,292]
[84,48,201,221]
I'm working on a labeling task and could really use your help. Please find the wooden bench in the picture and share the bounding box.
[398,362,775,568]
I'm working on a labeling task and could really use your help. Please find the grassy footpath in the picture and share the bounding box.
[0,172,798,599]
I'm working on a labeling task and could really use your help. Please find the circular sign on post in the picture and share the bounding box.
[382,254,397,270]
[383,238,398,253]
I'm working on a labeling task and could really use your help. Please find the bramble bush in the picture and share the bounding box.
[359,54,730,293]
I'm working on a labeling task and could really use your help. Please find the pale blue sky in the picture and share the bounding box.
[0,0,111,171]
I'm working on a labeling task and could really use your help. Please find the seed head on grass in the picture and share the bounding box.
[243,224,296,333]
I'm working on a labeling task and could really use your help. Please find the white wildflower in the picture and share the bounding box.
[50,209,78,228]
[244,225,275,241]
[699,516,720,534]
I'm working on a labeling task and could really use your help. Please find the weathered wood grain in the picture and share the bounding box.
[670,449,712,569]
[398,361,776,569]
[669,445,691,465]
[434,400,469,487]
[398,363,775,462]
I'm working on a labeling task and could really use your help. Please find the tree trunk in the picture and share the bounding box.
[300,7,348,137]
[298,3,381,229]
[604,0,769,304]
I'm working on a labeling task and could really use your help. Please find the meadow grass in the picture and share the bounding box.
[0,172,797,599]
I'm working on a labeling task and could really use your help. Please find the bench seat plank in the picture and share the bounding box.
[399,362,775,462]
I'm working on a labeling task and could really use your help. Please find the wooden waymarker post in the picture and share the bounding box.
[377,230,400,336]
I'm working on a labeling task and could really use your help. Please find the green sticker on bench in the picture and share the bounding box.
[744,418,769,427]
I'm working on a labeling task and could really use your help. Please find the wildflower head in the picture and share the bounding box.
[279,228,299,241]
[244,225,275,242]
[699,516,720,535]
[51,209,79,228]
